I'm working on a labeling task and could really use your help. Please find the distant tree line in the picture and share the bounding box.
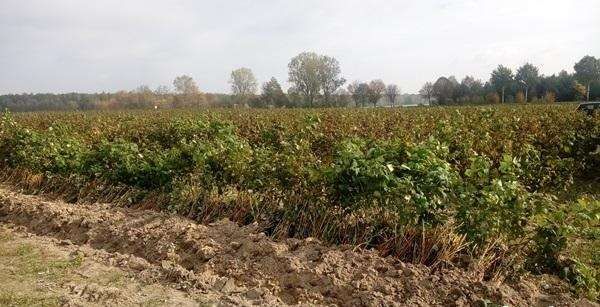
[2,54,598,112]
[0,75,211,112]
[419,55,600,105]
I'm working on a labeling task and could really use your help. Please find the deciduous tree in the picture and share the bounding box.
[419,82,434,104]
[367,79,386,107]
[261,77,288,107]
[515,91,525,103]
[332,88,352,107]
[516,63,540,102]
[385,84,399,107]
[490,65,514,103]
[573,81,587,101]
[459,76,484,102]
[173,75,203,107]
[155,85,170,95]
[319,56,346,106]
[574,55,600,101]
[348,81,370,107]
[288,52,345,106]
[230,68,258,104]
[173,75,199,95]
[432,77,455,105]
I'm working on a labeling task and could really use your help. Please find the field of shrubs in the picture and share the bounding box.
[1,104,598,299]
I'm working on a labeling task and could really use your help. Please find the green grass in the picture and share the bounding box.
[0,234,80,306]
[0,292,60,307]
[0,243,82,279]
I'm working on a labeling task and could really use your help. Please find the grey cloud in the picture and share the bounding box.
[0,0,598,94]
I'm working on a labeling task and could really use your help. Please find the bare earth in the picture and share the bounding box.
[0,187,596,306]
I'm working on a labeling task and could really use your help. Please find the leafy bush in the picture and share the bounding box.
[457,154,548,244]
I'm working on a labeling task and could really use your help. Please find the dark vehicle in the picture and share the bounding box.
[577,102,600,115]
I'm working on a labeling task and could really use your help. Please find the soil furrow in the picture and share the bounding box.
[0,187,594,306]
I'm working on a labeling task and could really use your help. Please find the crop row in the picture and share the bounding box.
[1,105,599,297]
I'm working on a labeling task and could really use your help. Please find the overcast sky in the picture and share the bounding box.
[1,0,599,94]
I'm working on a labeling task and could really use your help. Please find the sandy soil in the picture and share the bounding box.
[0,187,596,306]
[0,224,208,306]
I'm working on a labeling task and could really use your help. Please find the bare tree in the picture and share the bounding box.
[419,82,433,104]
[367,79,385,107]
[385,84,399,107]
[230,68,258,104]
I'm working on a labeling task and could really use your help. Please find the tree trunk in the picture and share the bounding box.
[587,83,591,101]
[501,87,505,103]
[525,87,528,103]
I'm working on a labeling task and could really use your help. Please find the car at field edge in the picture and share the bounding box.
[577,102,600,115]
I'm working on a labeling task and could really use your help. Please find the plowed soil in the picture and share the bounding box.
[0,187,596,306]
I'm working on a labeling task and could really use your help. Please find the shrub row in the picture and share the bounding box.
[1,106,598,298]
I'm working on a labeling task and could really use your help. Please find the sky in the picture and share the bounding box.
[1,0,599,95]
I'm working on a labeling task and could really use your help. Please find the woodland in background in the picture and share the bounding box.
[1,54,599,112]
